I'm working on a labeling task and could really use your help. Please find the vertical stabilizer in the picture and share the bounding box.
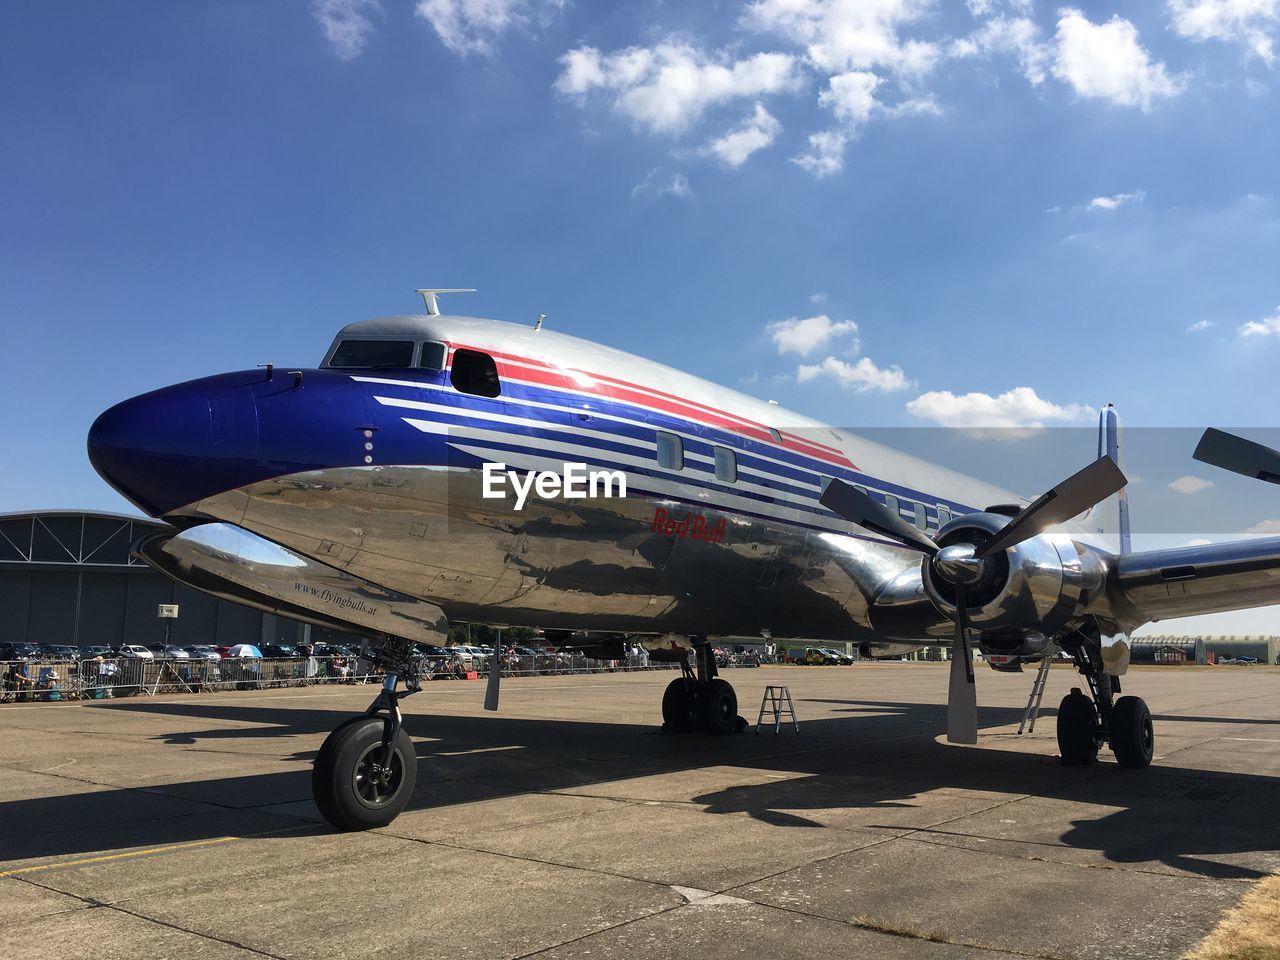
[1098,404,1132,554]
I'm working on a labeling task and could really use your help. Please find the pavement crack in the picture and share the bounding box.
[6,873,291,959]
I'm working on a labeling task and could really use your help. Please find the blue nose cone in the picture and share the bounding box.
[88,381,215,515]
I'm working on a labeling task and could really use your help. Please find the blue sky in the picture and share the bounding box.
[3,0,1279,632]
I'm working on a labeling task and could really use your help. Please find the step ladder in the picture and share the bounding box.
[756,685,799,735]
[1018,656,1053,735]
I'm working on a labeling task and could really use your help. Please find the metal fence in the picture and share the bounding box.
[0,652,698,702]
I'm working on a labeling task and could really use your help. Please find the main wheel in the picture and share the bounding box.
[1056,688,1099,765]
[699,678,738,735]
[312,716,417,830]
[662,678,699,733]
[1110,695,1154,768]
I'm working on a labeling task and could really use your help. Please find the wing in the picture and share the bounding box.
[1113,536,1280,624]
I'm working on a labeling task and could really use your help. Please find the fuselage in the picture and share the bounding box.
[89,313,1095,643]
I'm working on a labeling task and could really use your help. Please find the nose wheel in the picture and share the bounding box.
[313,637,422,831]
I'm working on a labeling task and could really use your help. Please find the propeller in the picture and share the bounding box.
[1193,428,1280,485]
[819,454,1127,745]
[484,628,501,711]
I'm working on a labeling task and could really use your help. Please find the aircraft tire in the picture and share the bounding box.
[700,678,738,735]
[313,716,416,830]
[1056,688,1099,766]
[1110,696,1154,768]
[662,678,699,733]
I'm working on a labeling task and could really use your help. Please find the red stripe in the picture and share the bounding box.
[446,341,857,469]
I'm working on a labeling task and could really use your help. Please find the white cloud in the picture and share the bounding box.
[631,168,692,199]
[766,314,859,355]
[1168,0,1278,64]
[796,355,913,392]
[906,386,1092,428]
[312,0,381,60]
[744,0,941,77]
[1169,475,1215,494]
[809,291,828,303]
[554,43,803,135]
[705,103,782,167]
[417,0,565,57]
[1243,518,1280,534]
[791,129,849,176]
[1188,319,1215,332]
[1239,305,1280,336]
[1051,9,1184,110]
[950,15,1050,86]
[1088,189,1146,210]
[820,71,883,124]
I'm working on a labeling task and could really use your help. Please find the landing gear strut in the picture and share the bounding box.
[313,637,421,830]
[661,641,744,736]
[1057,630,1153,769]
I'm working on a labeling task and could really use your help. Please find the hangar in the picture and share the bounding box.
[0,510,346,650]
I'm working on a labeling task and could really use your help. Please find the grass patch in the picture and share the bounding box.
[1187,873,1280,960]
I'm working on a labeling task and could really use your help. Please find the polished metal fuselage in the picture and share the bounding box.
[182,464,919,642]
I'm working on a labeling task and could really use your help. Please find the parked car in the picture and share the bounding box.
[0,642,38,661]
[187,645,222,660]
[116,644,154,659]
[820,648,855,665]
[259,644,297,658]
[78,645,112,659]
[804,647,839,665]
[37,644,79,659]
[159,645,191,659]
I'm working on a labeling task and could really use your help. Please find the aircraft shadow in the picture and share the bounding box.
[3,695,1278,882]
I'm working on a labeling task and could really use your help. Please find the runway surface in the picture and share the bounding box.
[2,663,1278,959]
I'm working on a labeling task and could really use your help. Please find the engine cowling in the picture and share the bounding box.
[920,512,1101,653]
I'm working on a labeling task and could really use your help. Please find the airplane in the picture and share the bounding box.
[86,289,1280,831]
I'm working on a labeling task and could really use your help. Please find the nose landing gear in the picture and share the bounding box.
[312,637,422,831]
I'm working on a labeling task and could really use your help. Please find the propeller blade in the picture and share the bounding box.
[1193,428,1280,485]
[946,586,978,744]
[820,479,940,554]
[975,455,1127,559]
[484,633,501,712]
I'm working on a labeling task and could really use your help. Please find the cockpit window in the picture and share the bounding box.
[450,349,501,398]
[328,339,415,369]
[419,341,447,371]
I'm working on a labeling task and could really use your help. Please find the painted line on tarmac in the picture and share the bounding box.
[0,836,239,877]
[0,823,314,878]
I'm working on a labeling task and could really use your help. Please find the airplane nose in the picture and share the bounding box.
[88,382,214,515]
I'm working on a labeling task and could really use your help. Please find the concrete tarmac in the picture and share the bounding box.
[2,663,1278,960]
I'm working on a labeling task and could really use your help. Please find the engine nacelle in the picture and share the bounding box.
[921,512,1103,648]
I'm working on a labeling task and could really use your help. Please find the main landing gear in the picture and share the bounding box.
[1055,633,1153,769]
[661,642,747,736]
[313,637,421,831]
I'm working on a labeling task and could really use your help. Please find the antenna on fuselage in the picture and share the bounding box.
[414,288,476,316]
[534,314,546,331]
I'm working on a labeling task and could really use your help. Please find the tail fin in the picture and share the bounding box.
[1098,404,1132,554]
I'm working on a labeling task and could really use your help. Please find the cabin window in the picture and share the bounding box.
[328,339,415,369]
[656,432,684,470]
[450,349,501,398]
[819,476,833,495]
[854,484,870,498]
[714,446,737,483]
[419,341,447,371]
[938,506,952,527]
[913,502,929,531]
[884,493,899,516]
[768,427,783,444]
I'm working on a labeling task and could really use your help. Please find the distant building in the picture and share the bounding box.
[0,510,358,650]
